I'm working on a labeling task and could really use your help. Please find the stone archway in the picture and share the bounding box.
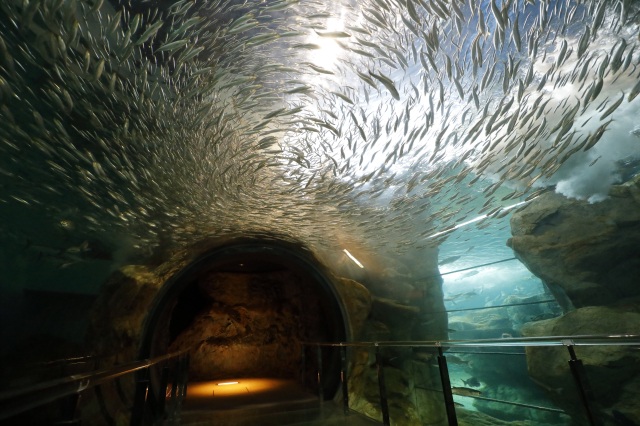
[138,238,352,399]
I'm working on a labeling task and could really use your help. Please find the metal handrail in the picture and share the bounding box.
[305,335,640,426]
[32,354,99,367]
[0,349,190,421]
[304,333,640,348]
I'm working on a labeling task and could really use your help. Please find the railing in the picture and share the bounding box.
[0,349,190,425]
[304,334,640,426]
[6,354,128,385]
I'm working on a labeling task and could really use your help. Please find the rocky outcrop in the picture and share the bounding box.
[369,297,420,340]
[508,176,640,309]
[521,305,640,425]
[88,265,163,359]
[334,277,372,340]
[79,264,165,425]
[169,270,329,380]
[346,256,449,426]
[509,177,640,425]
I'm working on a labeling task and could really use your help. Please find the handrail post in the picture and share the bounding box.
[130,368,150,426]
[301,344,306,387]
[340,344,349,414]
[316,344,324,403]
[437,345,458,426]
[158,365,170,419]
[171,363,178,401]
[167,354,189,423]
[375,345,390,426]
[565,342,600,425]
[168,357,180,419]
[54,360,81,426]
[54,393,81,426]
[179,353,190,399]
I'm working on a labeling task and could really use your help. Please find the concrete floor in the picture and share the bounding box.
[173,378,380,425]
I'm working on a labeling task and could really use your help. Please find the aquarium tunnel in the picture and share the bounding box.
[1,0,640,425]
[138,238,349,401]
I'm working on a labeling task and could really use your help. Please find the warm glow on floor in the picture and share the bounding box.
[188,378,289,398]
[182,378,317,411]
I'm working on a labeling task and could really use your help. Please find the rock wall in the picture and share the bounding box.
[508,176,640,309]
[509,175,640,425]
[168,270,330,380]
[522,305,640,425]
[344,248,450,426]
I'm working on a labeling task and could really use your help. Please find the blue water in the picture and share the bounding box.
[431,212,567,423]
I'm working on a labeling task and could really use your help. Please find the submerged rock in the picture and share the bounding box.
[522,305,640,424]
[348,272,449,424]
[88,264,163,359]
[334,277,372,340]
[508,176,640,309]
[370,297,420,335]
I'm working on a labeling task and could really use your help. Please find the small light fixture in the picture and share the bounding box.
[217,381,239,386]
[343,249,364,268]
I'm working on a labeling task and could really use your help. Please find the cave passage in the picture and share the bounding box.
[168,255,331,381]
[139,240,348,402]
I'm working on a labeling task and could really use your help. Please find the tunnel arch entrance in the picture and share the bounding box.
[138,237,349,401]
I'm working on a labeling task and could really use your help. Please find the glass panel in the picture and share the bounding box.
[439,213,564,342]
[409,347,446,425]
[448,346,570,425]
[348,346,383,422]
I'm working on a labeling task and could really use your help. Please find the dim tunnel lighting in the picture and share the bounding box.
[343,249,364,268]
[188,378,290,399]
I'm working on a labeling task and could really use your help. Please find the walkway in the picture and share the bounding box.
[175,378,380,425]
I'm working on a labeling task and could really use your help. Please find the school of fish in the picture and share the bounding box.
[0,0,639,263]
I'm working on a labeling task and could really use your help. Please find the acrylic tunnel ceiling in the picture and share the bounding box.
[0,0,639,293]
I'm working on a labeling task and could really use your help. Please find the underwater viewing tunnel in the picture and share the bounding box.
[138,239,348,399]
[2,0,640,424]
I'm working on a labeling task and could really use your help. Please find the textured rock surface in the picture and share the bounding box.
[347,290,448,424]
[169,270,329,380]
[370,297,420,340]
[334,277,372,340]
[521,305,640,425]
[88,265,163,359]
[508,176,640,309]
[82,264,164,426]
[508,175,640,425]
